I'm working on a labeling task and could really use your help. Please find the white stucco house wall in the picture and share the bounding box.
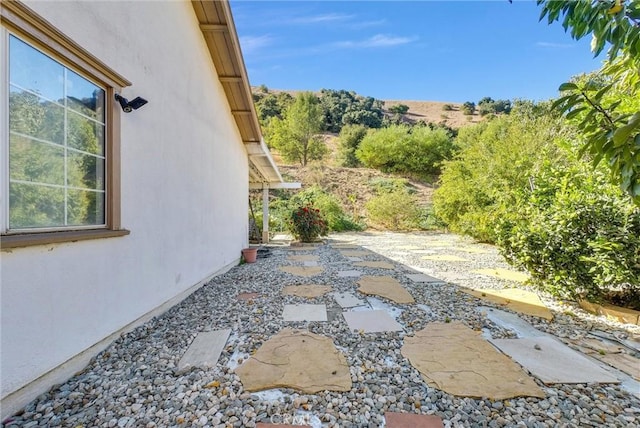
[0,0,286,418]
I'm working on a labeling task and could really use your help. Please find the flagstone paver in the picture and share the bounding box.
[176,329,231,374]
[421,255,469,262]
[406,273,445,284]
[237,292,261,301]
[340,250,372,257]
[302,261,319,267]
[287,254,319,262]
[569,338,640,381]
[357,275,415,304]
[401,322,545,399]
[282,285,332,298]
[462,288,553,320]
[343,310,403,333]
[491,336,620,385]
[235,329,351,393]
[455,246,492,254]
[384,412,444,428]
[336,270,362,278]
[354,261,395,269]
[279,266,323,277]
[474,268,529,283]
[331,291,367,308]
[477,306,548,338]
[282,304,327,322]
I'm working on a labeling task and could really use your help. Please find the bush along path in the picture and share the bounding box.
[5,232,639,427]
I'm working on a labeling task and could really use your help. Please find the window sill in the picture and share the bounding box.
[1,229,130,250]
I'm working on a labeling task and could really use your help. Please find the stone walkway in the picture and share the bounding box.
[4,232,639,427]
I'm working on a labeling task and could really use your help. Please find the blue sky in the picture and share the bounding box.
[231,0,604,103]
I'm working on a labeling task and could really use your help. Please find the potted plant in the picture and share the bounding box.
[241,247,258,263]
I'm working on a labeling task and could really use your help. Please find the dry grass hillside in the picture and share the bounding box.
[384,99,482,128]
[279,163,435,222]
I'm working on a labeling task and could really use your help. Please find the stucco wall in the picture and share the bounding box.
[1,0,249,401]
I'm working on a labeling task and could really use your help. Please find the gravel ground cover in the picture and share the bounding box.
[3,231,639,428]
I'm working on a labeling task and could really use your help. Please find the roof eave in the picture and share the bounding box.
[191,0,283,184]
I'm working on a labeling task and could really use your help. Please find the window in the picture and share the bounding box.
[8,35,106,230]
[1,0,131,248]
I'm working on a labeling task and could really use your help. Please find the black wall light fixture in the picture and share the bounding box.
[115,93,148,113]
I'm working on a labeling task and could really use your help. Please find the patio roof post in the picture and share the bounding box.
[262,185,270,243]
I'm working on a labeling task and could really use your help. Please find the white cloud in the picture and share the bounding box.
[335,34,418,49]
[536,41,574,49]
[288,13,354,24]
[239,35,274,54]
[350,19,387,29]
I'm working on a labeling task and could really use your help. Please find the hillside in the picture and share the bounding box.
[383,99,482,128]
[254,87,483,129]
[279,164,434,215]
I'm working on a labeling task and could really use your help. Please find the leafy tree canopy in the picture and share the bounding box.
[318,89,384,132]
[264,92,327,166]
[538,0,640,203]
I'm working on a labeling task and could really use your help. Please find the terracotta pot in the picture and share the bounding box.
[241,247,258,263]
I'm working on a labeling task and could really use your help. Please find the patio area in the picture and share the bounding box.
[4,231,639,427]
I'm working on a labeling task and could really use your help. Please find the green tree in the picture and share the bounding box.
[319,89,384,132]
[338,124,367,167]
[461,101,475,115]
[254,92,294,123]
[388,104,410,115]
[537,0,640,202]
[265,92,327,166]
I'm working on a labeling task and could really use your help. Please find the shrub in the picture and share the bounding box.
[287,205,328,242]
[290,186,363,232]
[337,124,367,167]
[442,104,454,111]
[356,125,456,181]
[365,189,420,230]
[495,161,640,301]
[368,177,413,194]
[433,104,567,242]
[461,101,475,115]
[389,104,410,114]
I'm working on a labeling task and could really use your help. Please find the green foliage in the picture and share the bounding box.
[356,125,456,180]
[365,188,421,230]
[495,158,640,301]
[433,103,567,242]
[368,177,414,194]
[461,101,475,115]
[287,205,328,242]
[442,104,454,111]
[552,68,640,203]
[537,0,640,202]
[337,124,367,167]
[319,89,384,132]
[477,97,512,116]
[389,104,410,115]
[254,91,294,123]
[290,186,364,232]
[264,92,327,166]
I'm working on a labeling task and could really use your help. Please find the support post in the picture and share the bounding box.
[262,186,269,243]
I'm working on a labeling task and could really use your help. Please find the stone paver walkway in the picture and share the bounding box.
[5,232,639,428]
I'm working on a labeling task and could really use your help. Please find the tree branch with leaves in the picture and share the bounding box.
[538,0,640,203]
